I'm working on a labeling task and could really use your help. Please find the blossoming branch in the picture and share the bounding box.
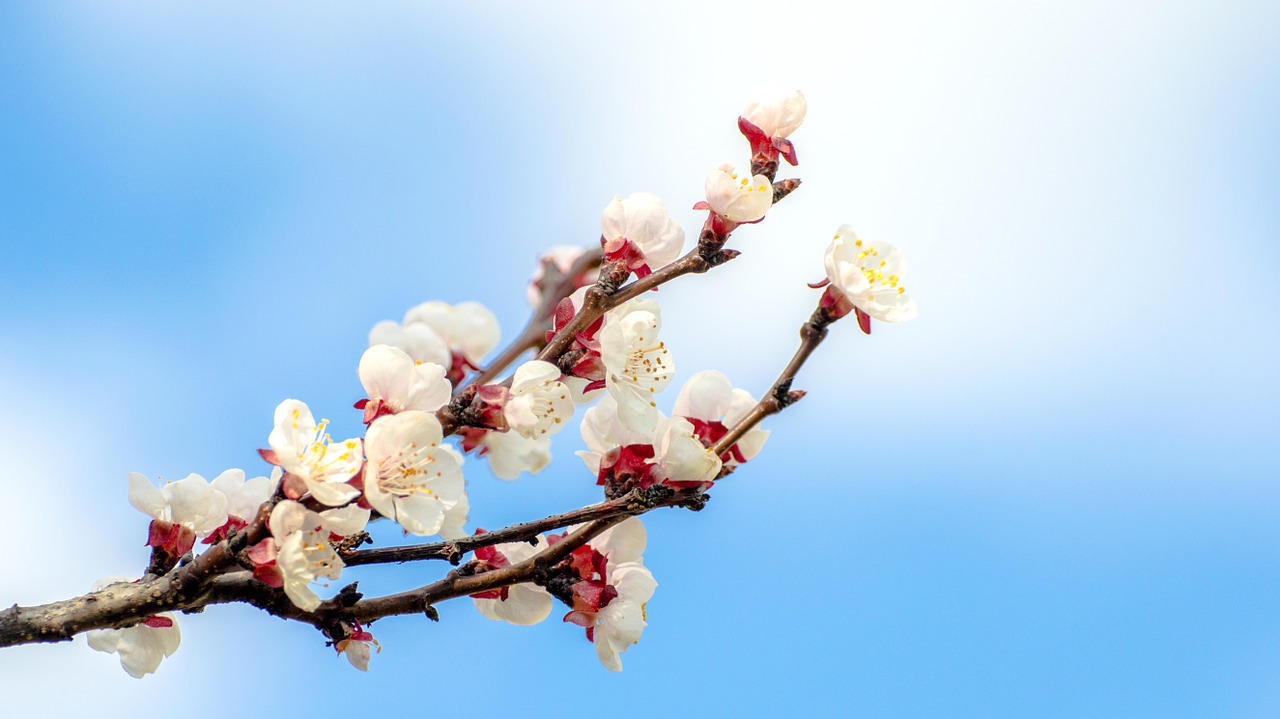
[0,89,917,676]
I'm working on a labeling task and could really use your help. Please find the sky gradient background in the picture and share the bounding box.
[1,2,1278,716]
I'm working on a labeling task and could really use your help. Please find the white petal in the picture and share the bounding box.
[306,479,362,507]
[743,89,807,139]
[343,640,372,671]
[359,344,416,405]
[596,517,647,565]
[319,505,371,537]
[86,628,122,654]
[672,370,734,421]
[482,431,551,480]
[163,473,229,536]
[496,584,553,626]
[269,500,308,538]
[392,492,446,536]
[127,473,167,521]
[510,360,562,394]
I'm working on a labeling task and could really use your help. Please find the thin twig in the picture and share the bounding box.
[712,305,834,457]
[461,247,604,392]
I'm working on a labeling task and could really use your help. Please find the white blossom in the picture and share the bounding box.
[363,410,466,536]
[85,577,181,678]
[339,637,374,671]
[593,562,656,672]
[128,472,228,539]
[526,245,598,308]
[823,225,918,322]
[478,430,553,480]
[268,399,364,506]
[358,344,451,415]
[673,370,770,465]
[600,298,674,434]
[368,319,452,368]
[576,394,652,477]
[267,500,369,612]
[585,518,657,672]
[209,467,278,524]
[601,193,684,274]
[743,89,807,142]
[652,416,722,483]
[403,300,500,365]
[472,535,554,626]
[703,164,773,223]
[504,360,574,440]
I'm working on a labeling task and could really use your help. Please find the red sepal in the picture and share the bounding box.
[855,307,872,335]
[563,609,595,628]
[202,515,248,545]
[141,616,174,628]
[258,448,281,466]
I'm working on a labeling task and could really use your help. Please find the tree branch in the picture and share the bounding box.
[461,246,604,392]
[712,304,834,458]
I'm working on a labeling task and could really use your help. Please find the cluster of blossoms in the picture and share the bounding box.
[78,88,918,679]
[470,518,655,671]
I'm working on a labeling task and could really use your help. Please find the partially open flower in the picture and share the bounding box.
[204,467,279,544]
[403,301,500,370]
[463,428,553,480]
[504,360,574,440]
[673,370,769,469]
[85,577,181,678]
[526,245,599,309]
[559,518,657,672]
[740,89,807,166]
[701,164,773,225]
[823,225,918,323]
[357,344,451,424]
[600,193,685,278]
[335,622,380,671]
[370,300,501,385]
[472,534,554,626]
[268,399,364,507]
[128,472,229,557]
[253,500,369,612]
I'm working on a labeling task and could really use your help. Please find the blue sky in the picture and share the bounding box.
[1,2,1277,716]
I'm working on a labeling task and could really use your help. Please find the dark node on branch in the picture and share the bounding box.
[455,560,483,577]
[639,484,675,507]
[538,564,580,607]
[751,155,779,182]
[557,347,586,376]
[680,493,711,512]
[603,482,631,501]
[334,532,372,554]
[697,227,729,262]
[144,546,180,579]
[779,389,807,409]
[594,260,631,295]
[424,605,440,622]
[772,178,801,203]
[707,249,741,267]
[444,543,462,566]
[806,306,835,334]
[335,583,363,608]
[445,385,478,425]
[321,618,348,643]
[526,536,540,546]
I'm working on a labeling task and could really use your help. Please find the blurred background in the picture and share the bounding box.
[1,1,1277,716]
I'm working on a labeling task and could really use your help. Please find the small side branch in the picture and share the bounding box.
[712,305,834,457]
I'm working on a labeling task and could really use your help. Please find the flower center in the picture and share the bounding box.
[376,442,440,498]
